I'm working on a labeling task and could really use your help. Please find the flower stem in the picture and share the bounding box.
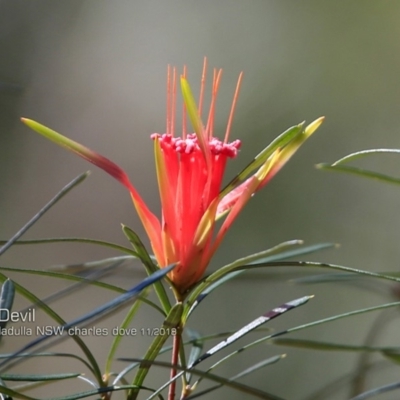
[168,329,181,400]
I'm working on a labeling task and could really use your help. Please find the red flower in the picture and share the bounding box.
[22,60,323,294]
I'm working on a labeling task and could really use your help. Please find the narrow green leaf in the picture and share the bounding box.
[185,329,204,384]
[114,330,240,384]
[184,240,303,317]
[272,338,398,353]
[254,261,400,283]
[0,265,168,319]
[18,260,164,317]
[382,350,400,365]
[180,77,209,163]
[0,379,10,400]
[122,225,171,314]
[263,301,400,350]
[54,264,175,334]
[115,329,273,386]
[350,381,400,400]
[0,272,103,385]
[249,242,336,265]
[0,385,35,400]
[22,118,90,156]
[220,123,303,198]
[180,77,203,137]
[0,352,94,373]
[0,280,14,331]
[125,358,285,400]
[0,373,80,381]
[331,148,400,166]
[184,241,335,321]
[129,303,183,400]
[317,163,400,185]
[199,260,400,285]
[0,237,136,255]
[187,355,285,399]
[227,355,284,380]
[50,255,139,272]
[0,384,157,400]
[122,226,157,273]
[0,266,127,294]
[0,172,89,257]
[105,290,149,376]
[0,265,175,383]
[195,300,400,382]
[190,296,312,369]
[292,273,360,284]
[21,118,144,198]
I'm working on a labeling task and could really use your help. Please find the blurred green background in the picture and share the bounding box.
[1,1,400,399]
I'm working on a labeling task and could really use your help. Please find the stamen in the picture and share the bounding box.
[199,57,207,116]
[206,68,222,139]
[224,72,243,143]
[171,67,177,137]
[182,65,187,139]
[166,65,171,135]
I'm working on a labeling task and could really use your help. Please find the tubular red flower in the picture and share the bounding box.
[21,61,323,294]
[152,132,241,290]
[147,61,249,292]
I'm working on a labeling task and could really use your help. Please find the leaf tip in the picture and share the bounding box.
[296,121,306,131]
[315,163,329,169]
[305,116,325,136]
[21,117,33,127]
[180,75,188,85]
